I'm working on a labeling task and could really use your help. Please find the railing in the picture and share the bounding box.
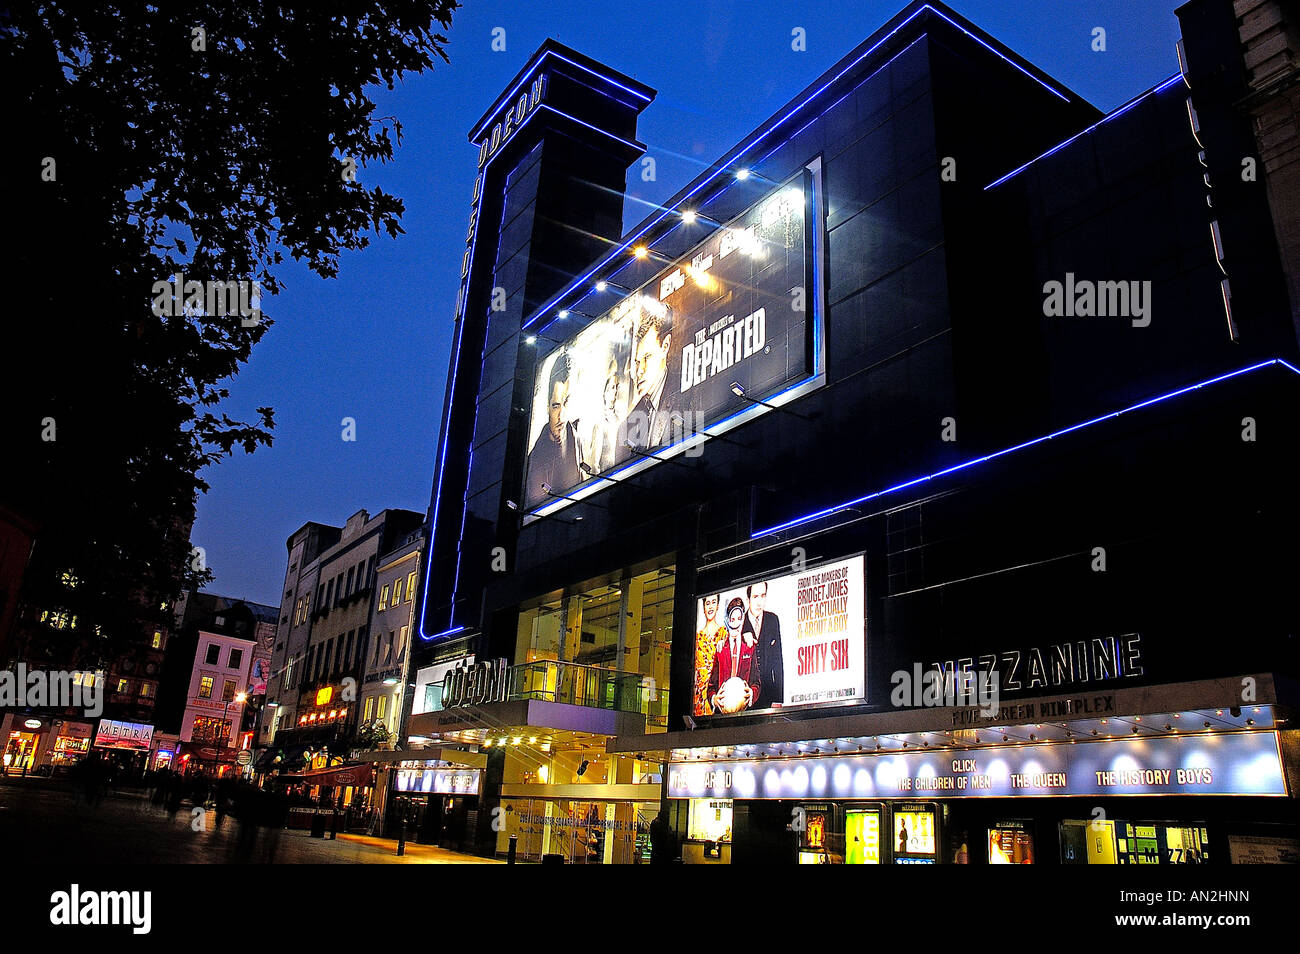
[506,660,669,730]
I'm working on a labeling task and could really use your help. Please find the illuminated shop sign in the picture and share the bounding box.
[396,766,482,795]
[667,731,1286,799]
[693,554,865,720]
[523,173,815,510]
[93,720,154,751]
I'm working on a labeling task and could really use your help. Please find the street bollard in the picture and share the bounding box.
[508,834,517,864]
[397,810,407,857]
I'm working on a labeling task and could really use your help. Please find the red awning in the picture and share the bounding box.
[176,741,239,762]
[273,763,375,788]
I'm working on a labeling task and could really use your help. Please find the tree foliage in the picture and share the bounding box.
[1,2,459,664]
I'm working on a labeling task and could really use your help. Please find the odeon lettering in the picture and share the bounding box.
[442,657,509,708]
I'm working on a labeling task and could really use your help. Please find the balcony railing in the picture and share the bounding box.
[506,660,669,729]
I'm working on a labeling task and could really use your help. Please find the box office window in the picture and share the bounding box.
[688,799,733,844]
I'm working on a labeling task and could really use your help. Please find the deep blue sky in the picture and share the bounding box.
[192,0,1185,605]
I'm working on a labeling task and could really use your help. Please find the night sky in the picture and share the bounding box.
[190,0,1184,605]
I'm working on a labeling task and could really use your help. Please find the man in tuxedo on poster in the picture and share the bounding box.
[743,580,784,708]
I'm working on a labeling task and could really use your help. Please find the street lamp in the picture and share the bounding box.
[729,381,816,420]
[217,690,248,777]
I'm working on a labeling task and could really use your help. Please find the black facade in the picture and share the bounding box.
[416,1,1299,862]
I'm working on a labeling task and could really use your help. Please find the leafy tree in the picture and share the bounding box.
[1,2,459,665]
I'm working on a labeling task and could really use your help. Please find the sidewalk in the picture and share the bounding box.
[334,832,504,864]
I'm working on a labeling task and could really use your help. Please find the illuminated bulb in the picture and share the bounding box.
[558,310,569,318]
[525,335,536,345]
[633,246,648,259]
[512,736,522,745]
[681,209,697,224]
[595,280,607,292]
[735,168,750,181]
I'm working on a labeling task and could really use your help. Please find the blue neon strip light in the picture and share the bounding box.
[525,6,1071,331]
[538,104,646,153]
[984,74,1183,190]
[752,358,1298,538]
[469,50,652,142]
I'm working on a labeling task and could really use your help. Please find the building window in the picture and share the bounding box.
[363,697,373,721]
[325,579,334,606]
[223,680,237,702]
[407,570,417,601]
[228,648,243,670]
[139,683,153,698]
[151,632,163,649]
[345,567,355,596]
[205,644,220,665]
[393,577,405,604]
[379,584,389,611]
[192,716,230,745]
[116,678,129,694]
[199,676,214,698]
[397,626,407,664]
[377,695,387,720]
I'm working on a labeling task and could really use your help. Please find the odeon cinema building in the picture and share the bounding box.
[407,0,1300,864]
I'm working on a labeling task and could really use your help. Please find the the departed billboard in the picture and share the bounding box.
[523,174,813,509]
[693,554,865,719]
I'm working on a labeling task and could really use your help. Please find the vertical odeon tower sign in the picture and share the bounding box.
[456,74,547,316]
[422,41,656,644]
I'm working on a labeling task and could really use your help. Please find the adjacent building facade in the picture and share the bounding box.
[409,0,1300,863]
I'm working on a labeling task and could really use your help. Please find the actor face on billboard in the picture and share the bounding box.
[525,352,585,507]
[708,597,759,714]
[633,314,669,405]
[548,376,569,441]
[744,580,785,708]
[586,355,625,474]
[693,593,726,716]
[622,308,686,451]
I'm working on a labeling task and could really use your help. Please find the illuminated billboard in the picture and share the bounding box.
[93,719,154,751]
[666,730,1288,799]
[523,171,816,509]
[692,554,866,719]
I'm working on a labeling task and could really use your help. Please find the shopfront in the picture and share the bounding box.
[660,705,1296,864]
[3,716,45,773]
[390,759,482,847]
